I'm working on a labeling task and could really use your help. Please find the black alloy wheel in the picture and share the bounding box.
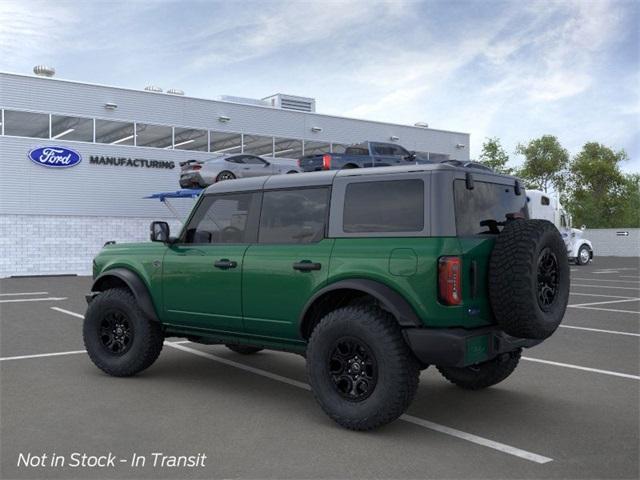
[537,248,559,309]
[328,337,378,402]
[100,310,133,355]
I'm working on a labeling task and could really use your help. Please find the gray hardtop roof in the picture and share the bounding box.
[203,164,517,195]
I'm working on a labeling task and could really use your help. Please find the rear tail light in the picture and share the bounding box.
[297,158,302,167]
[438,256,462,305]
[322,154,332,170]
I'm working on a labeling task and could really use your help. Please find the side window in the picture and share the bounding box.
[243,155,267,165]
[226,156,244,164]
[392,145,410,157]
[560,215,567,227]
[183,193,259,244]
[343,180,424,233]
[541,196,550,206]
[259,188,329,244]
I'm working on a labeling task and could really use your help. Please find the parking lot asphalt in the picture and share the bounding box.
[1,257,638,479]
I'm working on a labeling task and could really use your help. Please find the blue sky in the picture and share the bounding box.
[1,0,638,171]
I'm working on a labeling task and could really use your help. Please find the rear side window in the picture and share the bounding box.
[454,180,528,235]
[343,180,424,233]
[183,193,260,244]
[345,144,369,156]
[259,188,329,244]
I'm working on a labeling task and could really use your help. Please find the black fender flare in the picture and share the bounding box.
[299,279,422,336]
[90,268,159,322]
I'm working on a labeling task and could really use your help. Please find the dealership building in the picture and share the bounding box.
[0,69,470,277]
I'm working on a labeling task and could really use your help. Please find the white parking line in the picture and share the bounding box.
[0,297,68,303]
[522,357,639,380]
[51,307,85,318]
[569,298,640,308]
[569,305,640,315]
[620,275,640,279]
[570,292,636,299]
[572,284,640,291]
[559,325,640,337]
[0,350,86,362]
[572,278,640,284]
[0,291,49,296]
[166,342,553,464]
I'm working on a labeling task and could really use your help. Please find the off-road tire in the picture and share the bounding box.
[437,349,521,390]
[83,288,164,377]
[306,306,420,431]
[489,219,569,340]
[225,344,263,355]
[576,244,590,266]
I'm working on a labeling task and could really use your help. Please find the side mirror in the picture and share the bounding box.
[150,221,170,242]
[581,225,586,231]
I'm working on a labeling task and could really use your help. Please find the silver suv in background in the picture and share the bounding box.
[179,154,300,188]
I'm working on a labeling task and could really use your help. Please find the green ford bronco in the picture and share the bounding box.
[84,164,569,430]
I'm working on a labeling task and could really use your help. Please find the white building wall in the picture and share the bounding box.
[0,215,184,277]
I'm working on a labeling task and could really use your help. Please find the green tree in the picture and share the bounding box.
[478,137,513,174]
[515,135,569,192]
[565,142,636,228]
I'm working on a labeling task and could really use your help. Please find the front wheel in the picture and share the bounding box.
[576,245,591,265]
[437,349,521,390]
[306,306,419,431]
[83,288,164,377]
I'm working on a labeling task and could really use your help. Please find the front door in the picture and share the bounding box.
[162,191,261,334]
[238,155,273,178]
[242,187,333,342]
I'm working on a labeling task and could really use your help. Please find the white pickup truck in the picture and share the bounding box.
[527,190,594,265]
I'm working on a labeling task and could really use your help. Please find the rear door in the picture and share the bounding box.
[242,187,333,342]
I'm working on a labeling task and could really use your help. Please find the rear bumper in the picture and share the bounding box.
[403,326,542,368]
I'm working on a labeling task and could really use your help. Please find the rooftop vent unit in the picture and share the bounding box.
[167,88,184,96]
[263,93,316,113]
[217,95,270,107]
[144,85,163,92]
[414,122,429,128]
[33,65,55,77]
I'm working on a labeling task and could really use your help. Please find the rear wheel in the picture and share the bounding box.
[83,288,164,377]
[306,306,419,431]
[437,349,521,390]
[225,344,263,355]
[216,171,236,182]
[576,245,591,265]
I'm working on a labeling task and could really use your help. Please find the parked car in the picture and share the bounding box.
[85,164,569,431]
[527,190,594,265]
[179,154,299,188]
[298,141,430,171]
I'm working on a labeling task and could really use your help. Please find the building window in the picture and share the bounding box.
[3,110,49,138]
[210,131,243,154]
[136,123,173,149]
[243,134,274,156]
[173,127,208,151]
[95,119,135,145]
[51,115,93,142]
[343,180,424,233]
[303,141,331,156]
[273,137,303,159]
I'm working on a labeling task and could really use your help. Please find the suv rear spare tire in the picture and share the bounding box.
[489,219,569,340]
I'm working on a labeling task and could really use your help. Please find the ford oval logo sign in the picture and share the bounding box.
[28,146,82,168]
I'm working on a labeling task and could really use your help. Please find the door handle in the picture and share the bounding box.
[214,259,237,269]
[293,261,321,272]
